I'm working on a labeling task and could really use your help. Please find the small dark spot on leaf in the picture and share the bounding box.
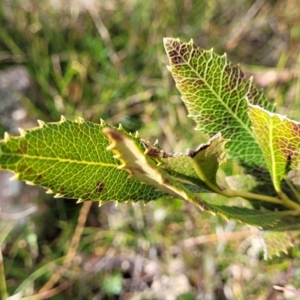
[292,123,300,135]
[18,165,27,172]
[96,182,105,193]
[107,130,123,142]
[285,155,292,174]
[36,174,44,181]
[163,178,171,185]
[22,167,35,174]
[18,141,28,154]
[195,79,205,87]
[142,140,162,158]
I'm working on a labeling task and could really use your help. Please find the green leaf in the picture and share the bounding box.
[103,127,286,228]
[262,230,299,259]
[142,132,227,191]
[141,139,207,188]
[206,203,300,231]
[163,37,273,166]
[103,127,205,208]
[188,133,228,189]
[203,203,282,228]
[0,118,164,203]
[248,104,300,192]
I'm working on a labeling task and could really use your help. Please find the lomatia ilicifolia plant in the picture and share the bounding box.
[1,38,300,258]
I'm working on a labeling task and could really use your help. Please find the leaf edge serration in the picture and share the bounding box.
[0,117,166,203]
[163,37,274,167]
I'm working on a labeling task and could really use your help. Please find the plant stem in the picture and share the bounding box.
[200,174,283,205]
[219,187,300,213]
[198,170,300,210]
[276,210,300,217]
[220,189,283,204]
[0,247,8,300]
[277,191,300,212]
[191,161,285,205]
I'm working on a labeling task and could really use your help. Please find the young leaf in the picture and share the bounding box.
[163,37,273,166]
[103,127,205,209]
[248,104,300,192]
[103,127,286,228]
[188,133,228,190]
[0,118,165,203]
[142,140,210,190]
[142,132,227,191]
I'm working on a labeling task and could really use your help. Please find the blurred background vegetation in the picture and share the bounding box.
[1,0,300,299]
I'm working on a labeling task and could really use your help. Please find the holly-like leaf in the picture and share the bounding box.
[143,133,227,191]
[142,133,227,191]
[0,118,165,203]
[203,203,282,228]
[163,38,273,166]
[248,104,300,192]
[103,127,287,228]
[141,140,207,188]
[103,127,205,208]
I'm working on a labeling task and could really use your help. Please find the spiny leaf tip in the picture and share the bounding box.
[77,117,85,123]
[4,132,10,141]
[37,120,45,127]
[18,128,26,136]
[10,174,19,181]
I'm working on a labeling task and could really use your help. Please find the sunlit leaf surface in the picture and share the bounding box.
[0,118,164,203]
[164,37,273,166]
[103,127,287,228]
[103,127,203,206]
[248,104,300,191]
[142,132,227,191]
[188,133,228,188]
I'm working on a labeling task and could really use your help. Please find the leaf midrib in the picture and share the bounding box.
[175,45,256,141]
[2,152,117,168]
[268,117,279,191]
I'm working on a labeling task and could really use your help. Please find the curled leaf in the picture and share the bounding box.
[103,127,205,208]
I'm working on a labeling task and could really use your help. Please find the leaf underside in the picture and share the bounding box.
[163,37,274,167]
[1,37,299,260]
